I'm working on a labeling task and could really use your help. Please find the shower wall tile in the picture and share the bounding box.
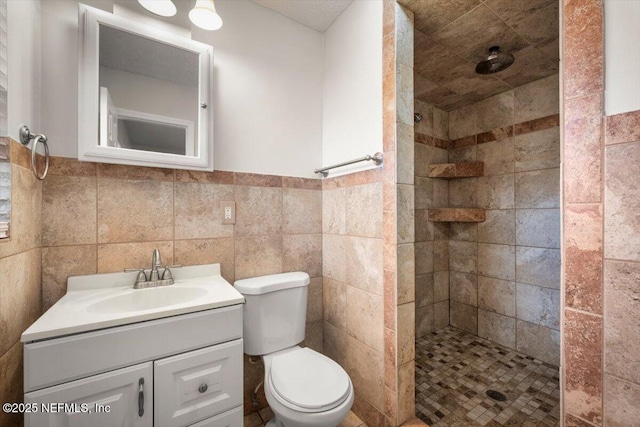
[433,107,449,141]
[415,241,434,275]
[516,283,560,330]
[449,222,477,242]
[478,209,515,245]
[450,300,477,334]
[478,276,516,317]
[476,91,514,133]
[434,271,449,302]
[450,271,478,306]
[516,319,560,366]
[515,169,560,208]
[477,139,515,176]
[514,74,560,123]
[448,240,477,273]
[448,104,476,140]
[397,302,416,365]
[514,127,560,172]
[415,273,434,308]
[478,309,516,349]
[478,243,515,281]
[415,304,434,338]
[477,174,514,209]
[448,178,477,207]
[433,300,450,330]
[414,99,434,137]
[516,246,561,289]
[516,209,561,249]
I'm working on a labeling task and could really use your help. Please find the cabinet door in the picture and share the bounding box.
[25,362,152,427]
[154,340,243,427]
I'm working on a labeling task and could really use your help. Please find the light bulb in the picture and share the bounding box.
[137,0,177,17]
[189,0,223,31]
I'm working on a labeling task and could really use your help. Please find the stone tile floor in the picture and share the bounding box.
[244,407,366,427]
[416,327,561,427]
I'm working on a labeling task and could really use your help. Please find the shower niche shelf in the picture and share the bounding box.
[428,208,486,223]
[428,162,484,179]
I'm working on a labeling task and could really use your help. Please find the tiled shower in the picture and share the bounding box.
[414,74,560,365]
[414,74,560,425]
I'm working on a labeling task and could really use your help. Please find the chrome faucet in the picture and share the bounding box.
[150,249,162,281]
[125,249,181,289]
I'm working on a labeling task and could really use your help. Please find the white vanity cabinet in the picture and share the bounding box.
[23,305,244,427]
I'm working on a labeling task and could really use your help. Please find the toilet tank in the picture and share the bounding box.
[234,272,310,356]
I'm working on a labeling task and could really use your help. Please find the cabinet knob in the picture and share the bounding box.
[199,383,208,393]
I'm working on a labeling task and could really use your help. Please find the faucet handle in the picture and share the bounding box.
[161,265,182,281]
[124,268,147,284]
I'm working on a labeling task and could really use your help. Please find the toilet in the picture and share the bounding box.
[235,272,354,427]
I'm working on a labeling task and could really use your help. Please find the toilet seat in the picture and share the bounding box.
[267,347,351,413]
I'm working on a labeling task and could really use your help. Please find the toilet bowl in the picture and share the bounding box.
[262,346,354,427]
[234,272,354,427]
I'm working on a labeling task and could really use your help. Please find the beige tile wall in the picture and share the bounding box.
[446,74,561,365]
[39,158,323,416]
[0,140,43,427]
[322,177,386,423]
[414,99,450,338]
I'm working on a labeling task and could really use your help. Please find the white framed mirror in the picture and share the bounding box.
[78,4,214,171]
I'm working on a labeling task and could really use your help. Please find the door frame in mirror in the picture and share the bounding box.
[78,4,214,171]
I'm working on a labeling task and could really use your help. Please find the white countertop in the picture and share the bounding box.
[22,264,244,342]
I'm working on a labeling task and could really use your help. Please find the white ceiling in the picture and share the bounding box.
[250,0,354,32]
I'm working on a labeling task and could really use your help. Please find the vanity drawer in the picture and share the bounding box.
[24,305,242,392]
[188,407,242,427]
[154,340,243,427]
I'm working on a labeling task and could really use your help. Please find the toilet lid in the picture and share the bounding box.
[269,347,351,411]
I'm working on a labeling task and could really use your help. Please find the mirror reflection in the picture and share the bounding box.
[98,24,199,156]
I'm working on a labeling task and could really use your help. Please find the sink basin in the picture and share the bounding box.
[87,286,208,314]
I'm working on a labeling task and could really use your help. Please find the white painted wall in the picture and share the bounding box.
[605,0,640,115]
[322,0,383,176]
[7,0,41,142]
[40,0,323,177]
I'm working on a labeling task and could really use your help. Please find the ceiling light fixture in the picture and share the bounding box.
[189,0,223,31]
[137,0,177,17]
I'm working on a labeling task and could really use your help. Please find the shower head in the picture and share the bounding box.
[414,113,423,123]
[475,46,514,74]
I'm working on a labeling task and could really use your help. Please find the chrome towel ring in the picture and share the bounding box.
[19,125,50,180]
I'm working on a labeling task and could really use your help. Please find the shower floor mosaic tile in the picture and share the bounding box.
[416,327,560,427]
